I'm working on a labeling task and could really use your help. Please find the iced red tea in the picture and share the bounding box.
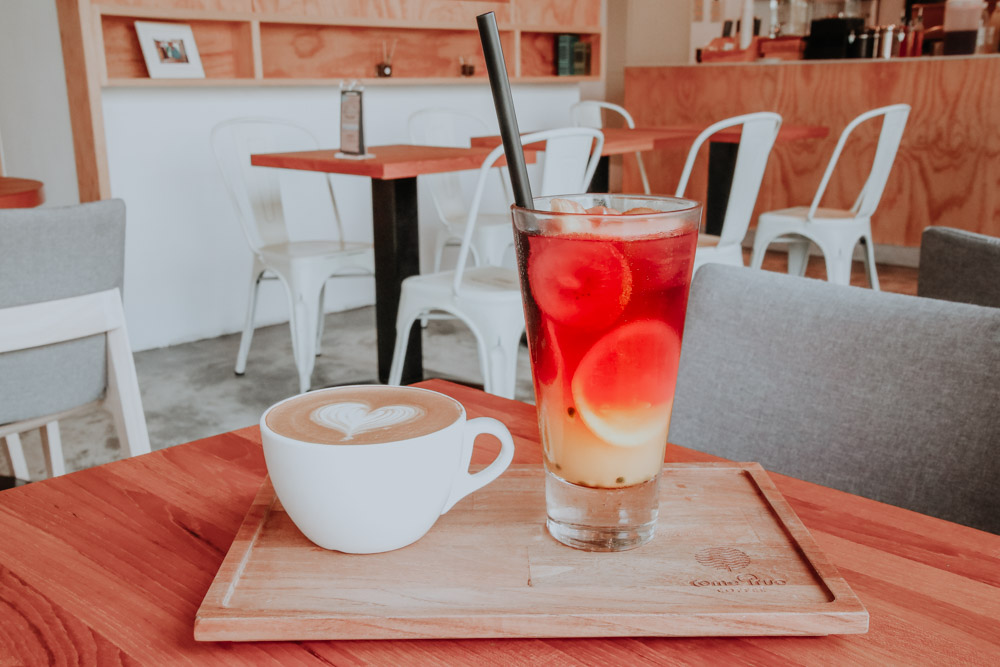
[512,194,700,550]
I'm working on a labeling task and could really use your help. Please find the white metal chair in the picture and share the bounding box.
[674,112,783,273]
[388,128,604,399]
[570,100,650,194]
[1,200,150,481]
[408,108,514,271]
[211,118,375,394]
[749,104,911,289]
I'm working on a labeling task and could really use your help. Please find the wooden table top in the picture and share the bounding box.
[0,176,44,208]
[470,124,829,155]
[250,144,537,180]
[1,380,997,664]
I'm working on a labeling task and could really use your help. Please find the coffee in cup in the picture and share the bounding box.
[260,385,515,554]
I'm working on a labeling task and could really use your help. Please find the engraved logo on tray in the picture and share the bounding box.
[690,547,787,593]
[311,402,425,441]
[695,547,751,572]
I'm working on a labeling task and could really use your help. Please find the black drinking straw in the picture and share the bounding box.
[477,12,534,209]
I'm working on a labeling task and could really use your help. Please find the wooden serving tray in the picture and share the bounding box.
[195,463,868,641]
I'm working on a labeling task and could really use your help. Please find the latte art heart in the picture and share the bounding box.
[310,402,425,441]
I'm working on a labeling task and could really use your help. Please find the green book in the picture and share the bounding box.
[572,41,591,76]
[555,34,578,76]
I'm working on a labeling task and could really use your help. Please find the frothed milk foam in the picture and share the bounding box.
[265,386,463,445]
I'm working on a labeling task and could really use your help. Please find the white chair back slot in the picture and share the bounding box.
[807,104,911,221]
[408,109,509,223]
[570,100,650,194]
[211,118,345,251]
[538,131,603,196]
[451,127,604,295]
[675,112,783,247]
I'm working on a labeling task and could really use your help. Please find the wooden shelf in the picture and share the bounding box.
[94,2,602,86]
[105,76,503,88]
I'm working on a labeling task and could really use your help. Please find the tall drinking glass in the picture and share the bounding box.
[512,194,701,551]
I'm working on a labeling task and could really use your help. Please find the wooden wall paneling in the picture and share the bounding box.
[260,24,512,80]
[519,32,555,78]
[514,0,601,28]
[251,0,511,26]
[55,0,110,202]
[624,59,1000,247]
[102,15,150,78]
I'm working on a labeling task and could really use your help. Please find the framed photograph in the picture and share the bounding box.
[134,21,205,79]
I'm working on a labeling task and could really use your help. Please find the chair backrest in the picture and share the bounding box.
[570,100,637,130]
[211,117,345,252]
[449,127,605,295]
[670,264,1000,533]
[535,126,605,197]
[675,112,782,247]
[918,226,1000,309]
[808,103,910,221]
[0,201,124,423]
[408,108,512,224]
[570,101,650,194]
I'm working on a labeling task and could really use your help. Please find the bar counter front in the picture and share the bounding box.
[624,55,1000,248]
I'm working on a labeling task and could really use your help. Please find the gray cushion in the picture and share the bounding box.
[0,200,126,425]
[671,264,1000,534]
[918,226,1000,309]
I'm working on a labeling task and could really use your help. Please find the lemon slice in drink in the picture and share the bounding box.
[570,320,680,448]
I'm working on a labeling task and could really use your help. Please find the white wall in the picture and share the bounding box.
[103,84,581,351]
[625,0,691,66]
[0,0,79,205]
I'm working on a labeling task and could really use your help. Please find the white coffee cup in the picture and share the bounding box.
[260,385,515,554]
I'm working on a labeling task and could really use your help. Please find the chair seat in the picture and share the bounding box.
[402,267,523,303]
[758,206,861,226]
[697,233,721,248]
[259,240,373,261]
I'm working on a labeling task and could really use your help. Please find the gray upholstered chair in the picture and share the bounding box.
[670,265,1000,534]
[918,226,1000,309]
[0,200,150,481]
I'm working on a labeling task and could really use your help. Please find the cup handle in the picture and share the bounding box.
[441,417,515,514]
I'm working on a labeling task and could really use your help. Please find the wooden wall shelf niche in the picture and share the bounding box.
[56,0,606,201]
[258,23,514,81]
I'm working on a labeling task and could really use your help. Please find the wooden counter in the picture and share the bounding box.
[624,57,1000,247]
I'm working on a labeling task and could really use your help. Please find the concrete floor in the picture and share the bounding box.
[1,307,534,480]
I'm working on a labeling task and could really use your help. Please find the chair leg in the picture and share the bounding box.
[235,265,266,376]
[432,236,447,273]
[2,434,31,481]
[749,230,774,270]
[821,245,854,286]
[786,239,812,277]
[40,422,66,478]
[284,269,325,395]
[860,235,880,291]
[388,312,419,387]
[315,282,327,354]
[106,324,152,456]
[485,326,525,400]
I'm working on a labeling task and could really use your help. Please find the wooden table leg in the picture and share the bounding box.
[370,178,423,385]
[706,141,738,236]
